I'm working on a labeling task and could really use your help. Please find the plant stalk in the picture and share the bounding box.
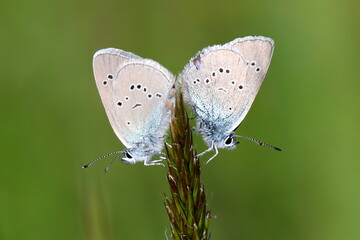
[164,92,211,240]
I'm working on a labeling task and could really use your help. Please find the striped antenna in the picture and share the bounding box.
[234,135,282,151]
[82,151,124,169]
[103,152,123,173]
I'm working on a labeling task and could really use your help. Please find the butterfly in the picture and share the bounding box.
[179,36,281,163]
[83,48,175,170]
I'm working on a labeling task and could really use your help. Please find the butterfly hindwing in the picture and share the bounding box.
[110,59,175,148]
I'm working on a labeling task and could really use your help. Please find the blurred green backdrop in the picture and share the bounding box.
[1,0,359,239]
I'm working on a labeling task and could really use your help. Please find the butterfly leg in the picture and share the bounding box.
[205,145,218,164]
[152,159,165,163]
[196,140,214,158]
[144,159,165,167]
[147,150,165,155]
[157,152,168,157]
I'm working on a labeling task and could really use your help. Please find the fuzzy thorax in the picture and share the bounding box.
[122,135,164,165]
[197,118,238,149]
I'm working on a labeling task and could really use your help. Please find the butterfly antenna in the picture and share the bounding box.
[82,151,124,169]
[103,152,123,173]
[234,135,282,151]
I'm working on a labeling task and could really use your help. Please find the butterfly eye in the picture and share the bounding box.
[225,136,233,145]
[125,151,133,159]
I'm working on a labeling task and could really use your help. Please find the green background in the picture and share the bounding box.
[1,0,359,239]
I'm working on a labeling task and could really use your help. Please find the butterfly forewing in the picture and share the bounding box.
[93,48,142,146]
[226,37,274,129]
[228,36,274,71]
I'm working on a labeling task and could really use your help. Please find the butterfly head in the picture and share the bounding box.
[197,119,239,149]
[121,149,151,164]
[214,133,239,149]
[201,130,238,150]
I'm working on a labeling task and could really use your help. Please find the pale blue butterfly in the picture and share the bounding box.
[83,48,175,171]
[180,36,281,163]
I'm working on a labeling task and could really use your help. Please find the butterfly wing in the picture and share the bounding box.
[93,48,142,147]
[180,36,274,134]
[94,52,175,149]
[226,36,274,130]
